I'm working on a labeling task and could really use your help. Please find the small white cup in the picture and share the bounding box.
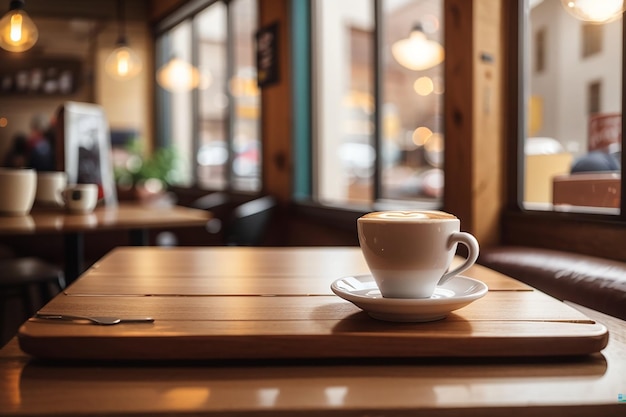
[62,184,99,213]
[35,171,68,207]
[357,210,480,298]
[0,168,37,216]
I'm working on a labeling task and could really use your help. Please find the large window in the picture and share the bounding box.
[524,0,622,214]
[155,0,260,192]
[313,0,444,207]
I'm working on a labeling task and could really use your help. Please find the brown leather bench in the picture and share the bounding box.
[478,246,626,321]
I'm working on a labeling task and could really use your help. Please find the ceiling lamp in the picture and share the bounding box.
[561,0,625,23]
[0,0,38,52]
[391,23,444,71]
[105,0,142,80]
[157,57,200,93]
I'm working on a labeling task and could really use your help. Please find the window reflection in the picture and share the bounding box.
[314,0,444,206]
[156,21,194,186]
[155,0,260,192]
[230,0,261,191]
[197,3,228,190]
[525,0,622,213]
[381,0,444,202]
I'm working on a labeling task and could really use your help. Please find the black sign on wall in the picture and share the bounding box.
[256,23,279,88]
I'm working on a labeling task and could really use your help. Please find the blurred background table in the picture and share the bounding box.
[0,203,210,284]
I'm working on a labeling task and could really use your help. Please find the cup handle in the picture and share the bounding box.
[57,189,67,207]
[438,232,480,286]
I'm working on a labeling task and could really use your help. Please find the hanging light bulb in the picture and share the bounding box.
[0,0,38,52]
[105,0,142,80]
[561,0,625,23]
[157,57,200,93]
[391,23,444,71]
[105,43,142,80]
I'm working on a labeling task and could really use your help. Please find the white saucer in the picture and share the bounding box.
[330,274,488,322]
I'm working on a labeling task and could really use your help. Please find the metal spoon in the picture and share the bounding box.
[34,313,154,326]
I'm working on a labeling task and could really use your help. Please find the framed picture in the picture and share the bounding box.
[255,22,279,87]
[56,101,117,206]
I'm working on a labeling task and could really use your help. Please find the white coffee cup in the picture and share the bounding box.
[357,210,480,298]
[0,168,37,216]
[35,171,68,207]
[62,184,99,213]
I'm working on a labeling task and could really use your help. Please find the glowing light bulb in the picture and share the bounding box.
[392,24,444,71]
[117,50,130,75]
[157,58,201,93]
[10,14,22,41]
[561,0,625,23]
[0,3,38,53]
[105,45,142,80]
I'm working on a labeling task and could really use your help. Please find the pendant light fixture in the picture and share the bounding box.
[561,0,625,23]
[392,23,444,71]
[105,0,142,80]
[157,57,200,93]
[0,0,38,52]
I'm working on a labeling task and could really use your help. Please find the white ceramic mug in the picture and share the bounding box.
[0,168,37,216]
[62,184,99,213]
[35,171,68,207]
[357,210,479,298]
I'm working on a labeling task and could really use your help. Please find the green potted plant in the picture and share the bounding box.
[113,139,181,203]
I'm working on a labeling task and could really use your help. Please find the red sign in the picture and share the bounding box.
[588,113,621,152]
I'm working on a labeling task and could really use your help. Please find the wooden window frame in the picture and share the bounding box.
[501,0,626,262]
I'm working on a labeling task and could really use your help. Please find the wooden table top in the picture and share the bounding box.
[0,202,210,234]
[2,247,625,416]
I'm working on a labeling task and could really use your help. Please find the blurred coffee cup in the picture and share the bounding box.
[35,171,68,207]
[0,168,37,216]
[62,184,98,213]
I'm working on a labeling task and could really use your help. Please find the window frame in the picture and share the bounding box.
[308,0,445,209]
[501,0,626,262]
[153,0,260,193]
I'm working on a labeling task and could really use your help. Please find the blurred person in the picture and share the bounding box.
[26,113,55,171]
[2,133,29,167]
[570,146,621,174]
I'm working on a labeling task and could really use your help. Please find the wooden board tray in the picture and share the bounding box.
[18,290,608,361]
[17,247,609,361]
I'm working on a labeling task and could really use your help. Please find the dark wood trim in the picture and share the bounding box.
[503,0,522,211]
[502,210,626,262]
[259,0,293,204]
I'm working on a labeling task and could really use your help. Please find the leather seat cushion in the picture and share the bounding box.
[478,246,626,321]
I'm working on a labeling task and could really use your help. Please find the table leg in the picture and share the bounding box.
[130,229,149,246]
[63,232,84,286]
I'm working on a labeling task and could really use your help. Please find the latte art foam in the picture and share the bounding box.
[360,210,456,221]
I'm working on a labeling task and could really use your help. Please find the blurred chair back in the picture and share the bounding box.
[190,192,232,235]
[225,195,277,246]
[191,192,230,211]
[0,253,65,347]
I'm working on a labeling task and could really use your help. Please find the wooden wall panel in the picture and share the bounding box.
[444,0,474,229]
[444,0,505,248]
[472,0,504,248]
